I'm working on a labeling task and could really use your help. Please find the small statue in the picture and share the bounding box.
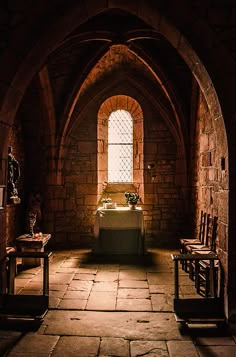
[27,212,37,237]
[7,146,21,204]
[26,191,42,236]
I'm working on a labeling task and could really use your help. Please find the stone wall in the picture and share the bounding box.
[195,90,228,300]
[5,117,25,247]
[143,107,181,247]
[43,93,187,249]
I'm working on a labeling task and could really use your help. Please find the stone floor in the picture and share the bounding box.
[0,248,236,356]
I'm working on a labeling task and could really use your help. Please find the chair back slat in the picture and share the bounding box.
[203,214,211,246]
[197,211,203,241]
[210,216,218,251]
[204,215,218,251]
[199,212,207,244]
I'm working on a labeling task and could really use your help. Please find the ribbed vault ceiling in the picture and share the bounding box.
[44,9,193,137]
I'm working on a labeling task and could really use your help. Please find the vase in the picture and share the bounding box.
[129,203,137,210]
[105,202,116,209]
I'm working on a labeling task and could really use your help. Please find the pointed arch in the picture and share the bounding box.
[97,95,144,200]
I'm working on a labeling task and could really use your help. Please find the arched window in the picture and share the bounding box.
[108,110,133,182]
[97,95,144,202]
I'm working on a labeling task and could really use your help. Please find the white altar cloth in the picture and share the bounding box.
[93,207,144,255]
[94,207,144,237]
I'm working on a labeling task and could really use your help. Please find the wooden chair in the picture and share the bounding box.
[181,212,210,272]
[179,211,206,250]
[185,214,214,255]
[179,211,207,271]
[188,216,218,295]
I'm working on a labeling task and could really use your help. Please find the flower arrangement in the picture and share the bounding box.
[125,192,140,205]
[101,197,112,203]
[101,197,116,209]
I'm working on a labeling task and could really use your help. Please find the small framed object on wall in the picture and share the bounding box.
[0,185,6,209]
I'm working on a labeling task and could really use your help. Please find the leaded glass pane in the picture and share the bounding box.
[108,110,133,182]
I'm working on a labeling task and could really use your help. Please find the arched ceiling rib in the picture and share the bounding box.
[46,10,192,136]
[9,7,194,167]
[60,44,186,149]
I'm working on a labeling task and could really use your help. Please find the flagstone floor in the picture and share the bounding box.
[1,248,236,356]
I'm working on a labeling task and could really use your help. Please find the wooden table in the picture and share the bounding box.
[93,207,144,255]
[16,233,51,267]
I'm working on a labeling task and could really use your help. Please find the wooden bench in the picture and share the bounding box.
[171,253,224,326]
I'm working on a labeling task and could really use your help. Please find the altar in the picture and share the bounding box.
[93,207,145,255]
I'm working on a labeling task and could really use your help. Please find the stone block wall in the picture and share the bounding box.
[44,119,99,248]
[195,91,228,286]
[5,117,25,247]
[43,94,187,249]
[143,108,183,247]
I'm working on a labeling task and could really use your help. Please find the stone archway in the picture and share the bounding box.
[0,1,230,317]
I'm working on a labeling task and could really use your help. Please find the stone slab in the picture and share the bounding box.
[167,341,199,357]
[195,336,236,345]
[49,284,68,293]
[180,285,198,295]
[77,267,98,274]
[51,336,100,356]
[48,290,65,298]
[149,284,174,294]
[58,299,87,310]
[100,337,129,356]
[18,281,41,290]
[92,281,118,292]
[116,298,152,311]
[69,280,93,291]
[44,311,183,340]
[73,273,96,280]
[147,272,174,285]
[56,267,79,273]
[49,273,74,284]
[86,291,117,310]
[0,331,22,357]
[97,264,120,271]
[95,271,119,281]
[49,297,61,308]
[9,334,59,354]
[130,340,168,356]
[118,288,150,299]
[63,290,90,299]
[60,259,80,268]
[151,294,173,312]
[119,270,147,281]
[196,346,236,356]
[119,280,148,288]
